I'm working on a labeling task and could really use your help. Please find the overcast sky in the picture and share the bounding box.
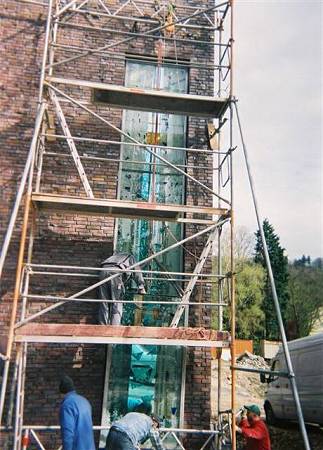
[232,0,322,260]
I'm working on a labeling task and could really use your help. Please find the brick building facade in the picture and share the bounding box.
[0,1,226,448]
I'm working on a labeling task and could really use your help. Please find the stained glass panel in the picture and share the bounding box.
[101,61,188,447]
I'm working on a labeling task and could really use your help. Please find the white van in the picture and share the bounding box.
[262,333,323,425]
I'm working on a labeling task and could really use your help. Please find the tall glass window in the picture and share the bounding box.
[101,61,188,444]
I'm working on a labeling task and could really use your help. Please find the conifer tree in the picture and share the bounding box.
[254,219,289,340]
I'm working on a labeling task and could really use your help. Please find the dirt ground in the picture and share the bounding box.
[267,424,323,450]
[211,359,323,450]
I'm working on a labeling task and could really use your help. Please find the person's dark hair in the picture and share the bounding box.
[133,401,152,415]
[59,375,75,394]
[151,414,161,428]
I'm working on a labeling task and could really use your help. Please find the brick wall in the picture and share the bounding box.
[0,1,217,448]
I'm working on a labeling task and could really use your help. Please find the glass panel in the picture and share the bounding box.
[118,61,187,311]
[102,61,188,441]
[107,345,183,423]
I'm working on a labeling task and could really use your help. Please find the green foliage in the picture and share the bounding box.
[222,261,266,341]
[211,222,321,344]
[235,262,266,340]
[293,255,311,267]
[254,219,289,340]
[287,265,323,337]
[294,255,322,269]
[312,257,323,269]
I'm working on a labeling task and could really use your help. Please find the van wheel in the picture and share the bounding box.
[265,403,276,426]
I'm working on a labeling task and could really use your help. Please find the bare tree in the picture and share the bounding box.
[214,226,254,272]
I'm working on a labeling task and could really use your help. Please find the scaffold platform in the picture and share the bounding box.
[32,193,229,223]
[48,76,230,118]
[14,324,231,347]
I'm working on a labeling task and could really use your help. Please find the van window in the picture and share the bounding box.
[271,359,280,381]
[298,349,323,375]
[271,359,280,371]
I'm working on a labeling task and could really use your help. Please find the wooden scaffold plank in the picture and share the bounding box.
[47,76,230,118]
[31,193,229,223]
[14,324,231,348]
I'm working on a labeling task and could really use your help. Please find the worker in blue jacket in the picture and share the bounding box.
[59,375,96,450]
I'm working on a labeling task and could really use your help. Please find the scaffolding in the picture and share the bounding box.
[0,1,311,450]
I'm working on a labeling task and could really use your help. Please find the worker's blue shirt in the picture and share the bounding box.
[59,391,95,450]
[111,412,164,449]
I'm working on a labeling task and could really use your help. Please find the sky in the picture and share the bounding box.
[231,0,322,260]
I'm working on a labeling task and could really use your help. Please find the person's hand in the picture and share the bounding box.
[236,426,242,434]
[138,286,146,295]
[236,410,245,426]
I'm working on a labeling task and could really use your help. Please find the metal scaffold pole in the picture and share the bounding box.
[234,101,311,450]
[0,0,53,429]
[0,105,45,427]
[229,105,236,450]
[229,2,236,449]
[0,1,234,448]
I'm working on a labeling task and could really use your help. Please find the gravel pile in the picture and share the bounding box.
[236,351,269,370]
